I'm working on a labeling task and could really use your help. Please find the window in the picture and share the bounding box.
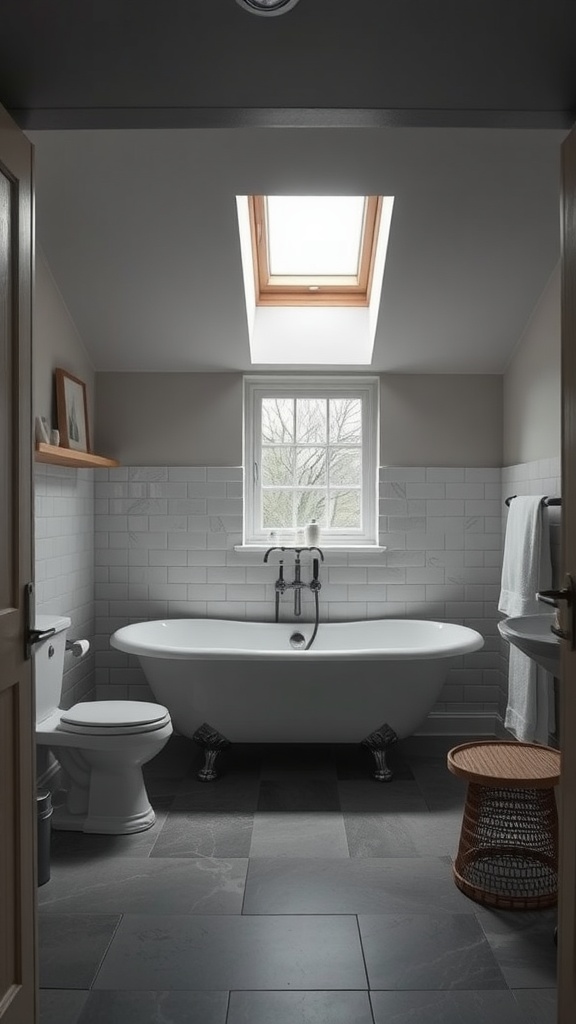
[244,376,379,546]
[248,195,383,307]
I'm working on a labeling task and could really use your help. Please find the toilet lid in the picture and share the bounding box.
[60,701,170,729]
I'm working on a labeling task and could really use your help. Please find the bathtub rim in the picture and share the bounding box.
[110,617,485,662]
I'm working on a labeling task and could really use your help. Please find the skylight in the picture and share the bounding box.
[266,196,365,277]
[249,194,383,306]
[236,193,395,364]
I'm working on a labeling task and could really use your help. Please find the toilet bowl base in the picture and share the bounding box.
[51,801,156,834]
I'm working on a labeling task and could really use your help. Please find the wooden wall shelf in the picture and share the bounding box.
[34,444,119,469]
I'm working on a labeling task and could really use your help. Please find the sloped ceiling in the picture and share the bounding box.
[2,1,572,373]
[30,127,564,373]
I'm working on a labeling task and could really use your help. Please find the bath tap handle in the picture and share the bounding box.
[275,560,287,593]
[310,558,322,593]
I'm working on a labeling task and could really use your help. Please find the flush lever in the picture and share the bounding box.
[537,574,574,644]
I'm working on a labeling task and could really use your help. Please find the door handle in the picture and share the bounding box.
[24,581,55,659]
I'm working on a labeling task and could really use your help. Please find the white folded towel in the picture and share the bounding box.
[499,495,551,617]
[499,495,553,743]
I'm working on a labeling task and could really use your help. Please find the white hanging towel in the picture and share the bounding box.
[498,495,554,743]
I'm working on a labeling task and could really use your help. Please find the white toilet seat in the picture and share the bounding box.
[57,700,171,737]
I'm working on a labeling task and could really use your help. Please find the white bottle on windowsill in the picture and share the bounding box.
[305,519,320,547]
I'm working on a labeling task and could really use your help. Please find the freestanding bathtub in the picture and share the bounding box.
[111,618,484,779]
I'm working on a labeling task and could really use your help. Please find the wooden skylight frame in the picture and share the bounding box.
[248,195,383,307]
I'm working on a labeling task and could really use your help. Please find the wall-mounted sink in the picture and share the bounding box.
[498,613,561,676]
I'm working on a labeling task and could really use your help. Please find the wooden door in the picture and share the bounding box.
[0,106,35,1022]
[558,124,576,1022]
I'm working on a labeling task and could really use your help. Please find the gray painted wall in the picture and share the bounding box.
[95,372,503,468]
[34,248,95,439]
[95,373,244,466]
[503,264,561,466]
[380,374,502,467]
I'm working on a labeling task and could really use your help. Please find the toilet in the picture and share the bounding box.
[34,614,172,834]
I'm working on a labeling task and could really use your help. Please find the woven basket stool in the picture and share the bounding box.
[447,740,561,910]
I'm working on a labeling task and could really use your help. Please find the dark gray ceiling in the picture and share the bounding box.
[2,1,576,130]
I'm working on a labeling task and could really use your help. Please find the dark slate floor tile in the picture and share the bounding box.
[512,989,557,1023]
[93,914,367,991]
[257,779,340,812]
[344,808,462,858]
[77,990,228,1024]
[174,772,260,811]
[371,990,528,1023]
[242,857,470,915]
[40,990,89,1024]
[338,779,428,813]
[227,990,374,1024]
[476,909,558,988]
[150,810,253,858]
[409,757,467,812]
[38,856,246,915]
[344,812,421,857]
[332,743,414,781]
[39,915,120,989]
[50,800,172,862]
[249,812,349,858]
[359,913,507,990]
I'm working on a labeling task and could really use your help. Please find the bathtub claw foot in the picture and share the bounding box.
[193,723,231,782]
[361,723,398,782]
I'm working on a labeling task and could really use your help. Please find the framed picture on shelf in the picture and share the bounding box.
[55,368,90,452]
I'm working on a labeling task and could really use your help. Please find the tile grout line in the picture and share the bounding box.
[88,912,124,990]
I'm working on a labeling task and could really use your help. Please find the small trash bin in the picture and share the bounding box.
[37,790,52,886]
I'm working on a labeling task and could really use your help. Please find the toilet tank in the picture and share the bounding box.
[33,614,71,723]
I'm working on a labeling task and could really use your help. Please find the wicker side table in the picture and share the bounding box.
[447,740,561,910]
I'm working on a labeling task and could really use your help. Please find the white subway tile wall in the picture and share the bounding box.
[92,466,505,724]
[34,464,95,708]
[32,458,563,735]
[500,457,562,724]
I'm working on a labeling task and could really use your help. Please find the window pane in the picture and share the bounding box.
[296,447,327,487]
[330,489,361,528]
[329,448,361,486]
[295,490,326,528]
[266,196,365,276]
[296,398,327,443]
[262,490,294,529]
[262,446,294,486]
[262,398,294,443]
[329,398,362,443]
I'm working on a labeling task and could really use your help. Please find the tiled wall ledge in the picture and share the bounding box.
[93,465,503,727]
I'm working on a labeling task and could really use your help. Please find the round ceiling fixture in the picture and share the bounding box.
[235,0,301,16]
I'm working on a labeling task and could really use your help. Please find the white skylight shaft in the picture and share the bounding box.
[266,196,365,277]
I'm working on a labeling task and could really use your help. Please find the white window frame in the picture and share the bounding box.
[244,375,380,547]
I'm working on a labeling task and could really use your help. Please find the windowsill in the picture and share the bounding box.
[234,545,386,553]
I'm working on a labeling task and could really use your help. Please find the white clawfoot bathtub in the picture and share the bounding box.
[111,618,484,745]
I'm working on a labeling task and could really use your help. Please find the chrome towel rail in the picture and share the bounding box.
[504,495,562,507]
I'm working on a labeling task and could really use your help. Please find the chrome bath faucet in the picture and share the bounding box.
[263,546,324,621]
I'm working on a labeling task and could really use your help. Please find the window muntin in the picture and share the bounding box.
[244,377,379,546]
[249,195,383,307]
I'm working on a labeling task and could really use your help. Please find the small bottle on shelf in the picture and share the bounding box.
[305,518,320,546]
